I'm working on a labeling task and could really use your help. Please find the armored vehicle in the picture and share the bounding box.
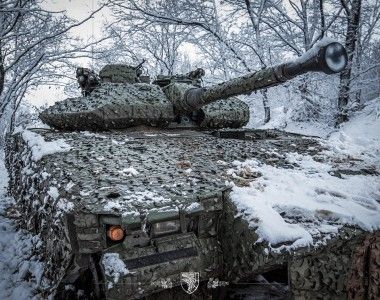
[5,41,380,299]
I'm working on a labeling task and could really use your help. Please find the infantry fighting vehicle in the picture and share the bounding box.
[5,42,380,299]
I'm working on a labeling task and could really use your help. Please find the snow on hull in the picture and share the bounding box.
[229,154,380,252]
[230,100,380,252]
[102,253,130,289]
[21,130,71,161]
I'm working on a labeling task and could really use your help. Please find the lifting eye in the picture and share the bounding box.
[107,225,125,241]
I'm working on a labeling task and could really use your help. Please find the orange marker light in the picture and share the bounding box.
[107,225,124,241]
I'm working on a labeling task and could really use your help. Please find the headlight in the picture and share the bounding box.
[107,225,125,241]
[152,220,180,236]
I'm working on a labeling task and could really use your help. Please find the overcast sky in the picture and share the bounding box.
[42,0,105,40]
[29,0,107,107]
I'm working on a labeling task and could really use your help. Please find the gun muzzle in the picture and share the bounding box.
[283,42,348,78]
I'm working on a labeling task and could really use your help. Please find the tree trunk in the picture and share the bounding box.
[244,0,271,123]
[300,79,309,106]
[262,89,270,124]
[0,43,4,97]
[337,0,362,125]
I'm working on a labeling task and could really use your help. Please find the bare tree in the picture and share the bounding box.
[262,1,342,121]
[108,0,253,71]
[0,0,108,135]
[334,0,380,123]
[225,0,272,122]
[336,0,362,124]
[106,19,191,76]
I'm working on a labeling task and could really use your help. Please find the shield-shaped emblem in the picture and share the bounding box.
[180,272,200,294]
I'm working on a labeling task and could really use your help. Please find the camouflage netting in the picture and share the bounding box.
[347,232,380,299]
[5,128,380,299]
[5,132,74,296]
[99,64,140,84]
[220,197,380,299]
[196,98,249,128]
[40,83,175,131]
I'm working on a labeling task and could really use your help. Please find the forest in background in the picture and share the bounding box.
[0,0,379,141]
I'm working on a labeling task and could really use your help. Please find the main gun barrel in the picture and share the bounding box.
[173,42,347,113]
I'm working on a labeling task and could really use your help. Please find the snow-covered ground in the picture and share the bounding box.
[328,98,380,167]
[0,98,378,298]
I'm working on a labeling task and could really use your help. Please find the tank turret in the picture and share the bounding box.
[39,42,347,131]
